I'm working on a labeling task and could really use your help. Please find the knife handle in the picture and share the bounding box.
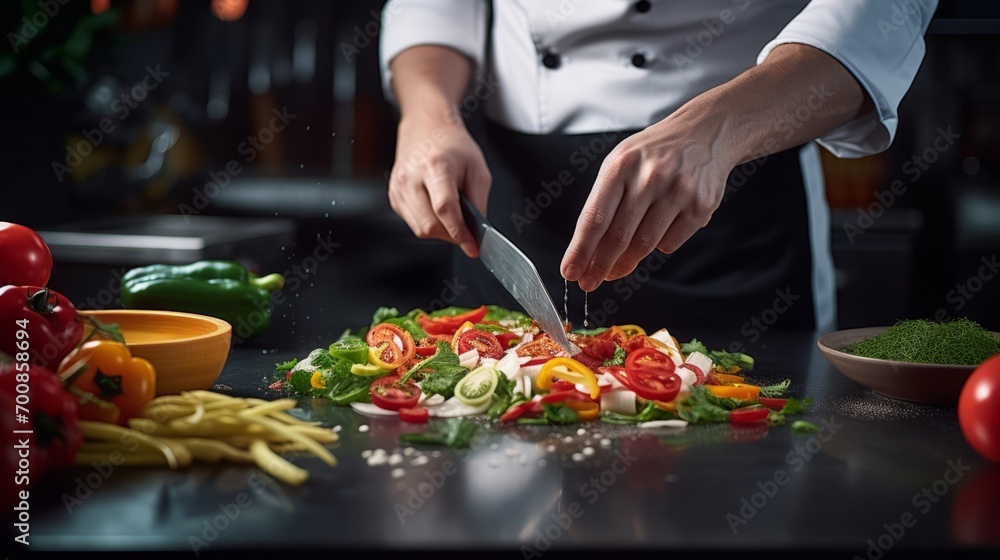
[460,195,488,245]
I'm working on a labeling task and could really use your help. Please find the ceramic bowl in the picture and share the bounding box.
[816,326,987,405]
[80,309,232,396]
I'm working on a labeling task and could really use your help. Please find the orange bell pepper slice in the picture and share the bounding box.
[706,383,760,401]
[566,399,599,421]
[714,373,746,384]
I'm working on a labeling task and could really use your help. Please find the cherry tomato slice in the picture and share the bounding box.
[499,399,541,423]
[495,331,520,349]
[597,326,628,348]
[759,397,789,411]
[415,334,450,356]
[539,391,593,404]
[399,407,429,423]
[730,405,770,424]
[581,338,616,361]
[621,350,682,401]
[457,329,504,360]
[369,375,421,411]
[366,324,415,368]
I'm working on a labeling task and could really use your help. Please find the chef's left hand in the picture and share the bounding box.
[560,111,735,292]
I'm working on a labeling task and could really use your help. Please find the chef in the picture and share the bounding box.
[378,0,936,334]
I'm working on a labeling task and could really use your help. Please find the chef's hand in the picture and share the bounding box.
[387,45,491,259]
[560,117,733,292]
[388,115,491,258]
[561,43,874,292]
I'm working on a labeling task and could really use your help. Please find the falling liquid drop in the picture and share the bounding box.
[563,279,569,327]
[583,292,589,328]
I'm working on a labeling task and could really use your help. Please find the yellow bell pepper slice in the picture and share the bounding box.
[450,321,477,352]
[706,383,760,401]
[537,358,601,400]
[619,324,646,337]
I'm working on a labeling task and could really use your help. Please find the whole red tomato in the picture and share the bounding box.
[958,353,1000,463]
[0,222,53,287]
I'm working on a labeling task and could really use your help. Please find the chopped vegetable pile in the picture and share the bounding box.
[842,318,1000,366]
[273,305,812,434]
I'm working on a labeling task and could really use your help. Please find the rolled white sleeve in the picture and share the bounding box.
[757,0,937,158]
[379,0,488,104]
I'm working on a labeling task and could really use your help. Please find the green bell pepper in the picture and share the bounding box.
[120,260,284,339]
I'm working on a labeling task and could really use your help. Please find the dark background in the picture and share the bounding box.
[1,0,998,346]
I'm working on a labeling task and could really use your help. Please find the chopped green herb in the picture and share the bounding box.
[680,338,755,371]
[792,420,819,433]
[400,418,479,449]
[602,344,627,367]
[759,379,792,398]
[842,318,1000,366]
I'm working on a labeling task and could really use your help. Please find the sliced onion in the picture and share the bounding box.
[495,352,522,379]
[429,396,491,417]
[458,348,480,369]
[638,420,688,430]
[601,389,636,415]
[350,402,399,416]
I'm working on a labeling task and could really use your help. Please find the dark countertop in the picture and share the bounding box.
[24,326,1000,558]
[15,216,1000,558]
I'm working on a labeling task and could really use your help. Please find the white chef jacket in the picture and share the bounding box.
[378,0,937,330]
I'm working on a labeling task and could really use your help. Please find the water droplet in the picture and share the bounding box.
[299,164,304,169]
[324,213,329,218]
[332,132,336,137]
[331,200,336,206]
[306,126,310,130]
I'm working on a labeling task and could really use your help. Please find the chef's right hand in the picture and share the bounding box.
[388,115,492,258]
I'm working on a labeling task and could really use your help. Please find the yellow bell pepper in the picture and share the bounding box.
[537,358,601,399]
[619,324,646,337]
[714,373,746,384]
[566,399,600,421]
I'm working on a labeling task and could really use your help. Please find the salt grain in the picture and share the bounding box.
[358,425,369,433]
[391,468,406,479]
[572,453,585,462]
[361,450,373,459]
[410,455,429,467]
[388,454,403,466]
[576,428,587,436]
[582,447,595,456]
[505,448,519,457]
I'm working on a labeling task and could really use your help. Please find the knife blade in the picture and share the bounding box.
[460,196,580,355]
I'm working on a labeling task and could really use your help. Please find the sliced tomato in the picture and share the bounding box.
[622,349,682,401]
[499,399,542,422]
[416,305,489,336]
[550,380,578,393]
[581,338,616,361]
[730,405,770,424]
[759,397,789,411]
[596,325,628,347]
[457,329,504,360]
[415,334,450,356]
[495,331,520,349]
[268,380,283,391]
[399,407,429,423]
[366,324,415,369]
[369,375,421,411]
[572,351,605,370]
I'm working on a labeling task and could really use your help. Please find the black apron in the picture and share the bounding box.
[450,120,817,333]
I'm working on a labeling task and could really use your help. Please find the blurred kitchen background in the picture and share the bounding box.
[1,0,998,347]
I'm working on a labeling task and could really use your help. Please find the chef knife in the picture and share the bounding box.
[460,195,581,355]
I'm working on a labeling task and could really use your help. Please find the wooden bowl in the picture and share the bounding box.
[816,327,984,405]
[80,309,232,396]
